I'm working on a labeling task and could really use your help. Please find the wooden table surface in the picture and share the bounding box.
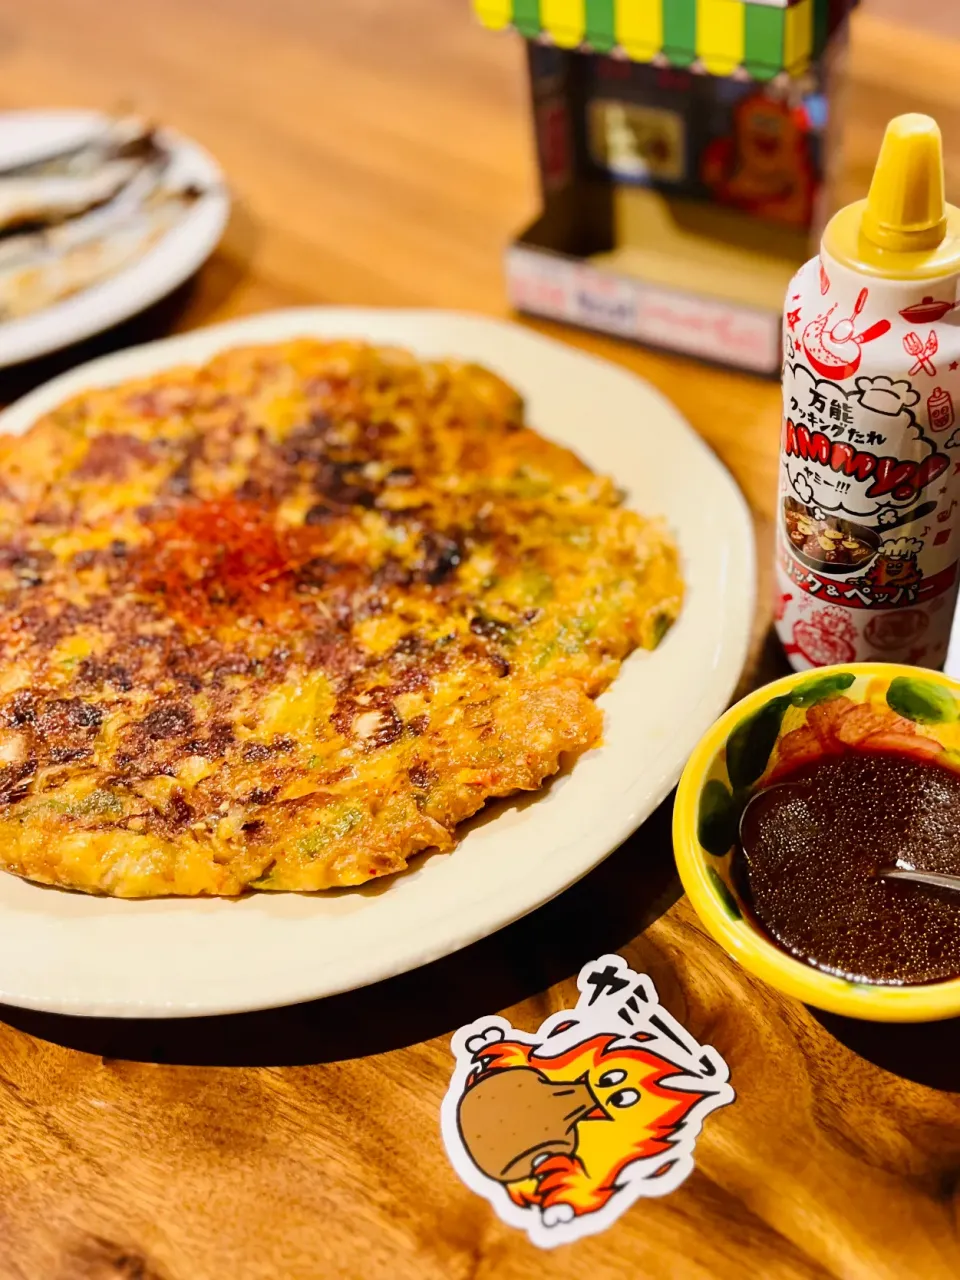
[2,3,960,1277]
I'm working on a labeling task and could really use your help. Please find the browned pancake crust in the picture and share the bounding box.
[0,341,682,895]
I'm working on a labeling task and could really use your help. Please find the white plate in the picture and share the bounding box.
[0,309,755,1017]
[0,110,229,367]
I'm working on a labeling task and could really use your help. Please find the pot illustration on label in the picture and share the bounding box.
[777,113,960,671]
[900,296,956,324]
[801,288,891,380]
[782,496,937,578]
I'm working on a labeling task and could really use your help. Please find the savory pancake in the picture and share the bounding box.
[0,340,682,896]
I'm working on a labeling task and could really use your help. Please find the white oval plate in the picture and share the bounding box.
[0,309,754,1017]
[0,110,229,368]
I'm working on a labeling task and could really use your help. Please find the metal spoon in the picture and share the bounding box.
[880,866,960,891]
[737,781,805,846]
[739,795,960,892]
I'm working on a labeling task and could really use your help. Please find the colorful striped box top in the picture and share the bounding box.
[472,0,858,79]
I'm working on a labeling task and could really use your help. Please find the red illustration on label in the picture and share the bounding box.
[904,330,938,376]
[900,296,955,324]
[775,592,793,621]
[865,537,923,602]
[801,289,891,380]
[792,607,857,666]
[780,543,959,609]
[864,608,929,653]
[819,262,830,296]
[928,386,955,432]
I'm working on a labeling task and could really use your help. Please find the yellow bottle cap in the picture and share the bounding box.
[823,114,960,280]
[861,114,947,252]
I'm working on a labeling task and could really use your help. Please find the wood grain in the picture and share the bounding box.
[0,2,959,1277]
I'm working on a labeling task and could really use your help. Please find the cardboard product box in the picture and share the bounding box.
[474,0,860,375]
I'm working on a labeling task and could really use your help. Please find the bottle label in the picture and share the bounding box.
[776,251,960,669]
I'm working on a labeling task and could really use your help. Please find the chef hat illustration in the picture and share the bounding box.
[854,376,921,415]
[881,536,923,558]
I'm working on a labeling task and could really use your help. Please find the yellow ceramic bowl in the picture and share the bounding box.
[674,663,960,1022]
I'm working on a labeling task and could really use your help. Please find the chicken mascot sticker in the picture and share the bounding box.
[441,954,734,1249]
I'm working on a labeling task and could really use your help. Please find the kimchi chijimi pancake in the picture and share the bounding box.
[0,341,682,896]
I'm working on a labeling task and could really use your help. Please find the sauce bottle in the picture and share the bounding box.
[776,115,960,670]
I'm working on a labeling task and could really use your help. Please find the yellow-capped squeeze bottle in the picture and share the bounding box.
[776,114,960,670]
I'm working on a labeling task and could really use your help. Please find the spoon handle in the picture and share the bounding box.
[881,868,960,891]
[879,499,938,533]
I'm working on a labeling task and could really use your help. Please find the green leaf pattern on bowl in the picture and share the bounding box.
[886,676,959,725]
[790,671,855,708]
[697,779,739,857]
[725,695,791,790]
[706,866,742,921]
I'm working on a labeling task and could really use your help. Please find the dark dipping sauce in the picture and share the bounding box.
[736,751,960,985]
